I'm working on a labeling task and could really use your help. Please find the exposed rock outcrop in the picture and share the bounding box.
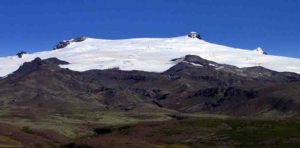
[16,51,27,58]
[53,36,87,50]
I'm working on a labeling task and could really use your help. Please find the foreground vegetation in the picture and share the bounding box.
[0,110,300,147]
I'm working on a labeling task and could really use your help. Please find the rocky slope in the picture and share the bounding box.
[0,55,299,117]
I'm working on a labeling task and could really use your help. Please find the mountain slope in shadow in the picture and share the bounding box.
[0,55,299,117]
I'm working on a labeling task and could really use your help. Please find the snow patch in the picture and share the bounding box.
[209,63,218,67]
[190,62,203,67]
[215,66,225,70]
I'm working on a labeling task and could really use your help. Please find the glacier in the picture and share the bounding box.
[0,35,299,77]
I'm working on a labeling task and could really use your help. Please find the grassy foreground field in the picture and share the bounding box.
[0,110,300,147]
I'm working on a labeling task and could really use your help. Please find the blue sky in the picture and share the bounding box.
[0,0,299,58]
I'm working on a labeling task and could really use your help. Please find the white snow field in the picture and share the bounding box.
[0,35,299,77]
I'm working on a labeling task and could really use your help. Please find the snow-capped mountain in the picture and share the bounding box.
[0,36,300,116]
[0,33,299,77]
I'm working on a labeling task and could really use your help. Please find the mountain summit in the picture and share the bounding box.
[254,47,268,55]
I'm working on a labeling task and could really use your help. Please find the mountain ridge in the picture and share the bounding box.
[0,55,299,117]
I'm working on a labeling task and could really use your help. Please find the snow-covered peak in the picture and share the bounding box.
[188,32,202,39]
[0,34,299,77]
[254,47,267,55]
